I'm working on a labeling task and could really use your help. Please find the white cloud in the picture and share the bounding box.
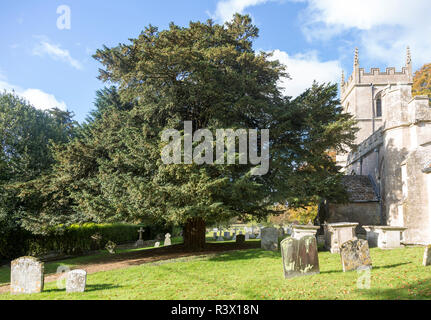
[33,39,83,70]
[295,0,431,67]
[0,74,67,111]
[211,0,271,22]
[268,49,341,97]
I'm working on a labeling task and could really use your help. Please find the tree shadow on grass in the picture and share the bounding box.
[357,278,431,300]
[207,249,279,262]
[372,262,411,270]
[43,283,121,294]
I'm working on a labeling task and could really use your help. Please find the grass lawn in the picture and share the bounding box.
[1,245,430,300]
[0,236,184,285]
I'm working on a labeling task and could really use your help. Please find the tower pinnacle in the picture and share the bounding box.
[354,47,359,67]
[406,46,411,65]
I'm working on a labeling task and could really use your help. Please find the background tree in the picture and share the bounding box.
[0,92,77,256]
[413,63,431,100]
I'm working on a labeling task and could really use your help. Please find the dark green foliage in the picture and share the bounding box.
[42,15,357,244]
[0,223,164,260]
[0,92,77,251]
[2,15,358,251]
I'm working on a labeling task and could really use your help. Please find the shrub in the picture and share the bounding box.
[0,223,171,261]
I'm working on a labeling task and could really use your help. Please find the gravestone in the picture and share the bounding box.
[224,231,231,239]
[245,232,250,240]
[339,239,372,272]
[292,225,320,240]
[236,234,245,244]
[213,232,217,240]
[164,233,172,246]
[423,245,431,266]
[10,256,44,294]
[261,227,278,251]
[363,226,407,249]
[281,236,319,278]
[135,227,145,247]
[154,242,160,247]
[324,222,358,253]
[66,269,87,293]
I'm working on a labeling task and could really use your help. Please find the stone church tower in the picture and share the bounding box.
[332,48,431,245]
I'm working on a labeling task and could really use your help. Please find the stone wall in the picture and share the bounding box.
[327,202,381,234]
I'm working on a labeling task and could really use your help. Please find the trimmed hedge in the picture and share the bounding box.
[0,223,169,261]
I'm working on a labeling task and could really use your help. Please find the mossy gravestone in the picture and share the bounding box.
[10,256,44,294]
[261,227,278,251]
[340,239,372,272]
[66,269,87,293]
[280,236,320,279]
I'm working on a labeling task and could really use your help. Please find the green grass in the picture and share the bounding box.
[0,236,184,286]
[1,246,430,300]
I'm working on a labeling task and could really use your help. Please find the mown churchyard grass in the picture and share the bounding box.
[0,236,184,285]
[1,246,430,300]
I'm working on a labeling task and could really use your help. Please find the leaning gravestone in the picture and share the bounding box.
[261,227,278,251]
[340,239,372,272]
[281,236,319,278]
[164,233,172,246]
[10,256,44,294]
[423,245,431,266]
[154,242,160,247]
[66,269,87,293]
[236,234,245,244]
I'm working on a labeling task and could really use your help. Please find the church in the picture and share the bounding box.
[326,48,431,245]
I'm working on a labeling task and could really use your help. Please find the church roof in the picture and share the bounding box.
[341,175,379,202]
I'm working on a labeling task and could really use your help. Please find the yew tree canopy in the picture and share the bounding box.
[20,15,356,231]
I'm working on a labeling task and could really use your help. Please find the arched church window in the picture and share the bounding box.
[376,96,382,117]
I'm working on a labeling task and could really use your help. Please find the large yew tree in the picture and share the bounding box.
[44,15,356,250]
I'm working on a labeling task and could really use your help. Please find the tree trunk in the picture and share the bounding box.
[183,217,206,251]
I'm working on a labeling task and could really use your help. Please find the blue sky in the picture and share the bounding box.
[1,0,430,123]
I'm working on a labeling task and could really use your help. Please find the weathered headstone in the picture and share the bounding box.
[423,245,431,266]
[10,256,44,294]
[292,225,320,240]
[164,233,172,246]
[236,234,245,244]
[213,232,217,240]
[245,232,250,240]
[324,222,358,253]
[363,226,407,249]
[339,239,372,272]
[280,236,319,278]
[224,231,231,239]
[154,241,160,247]
[261,227,278,251]
[66,269,87,293]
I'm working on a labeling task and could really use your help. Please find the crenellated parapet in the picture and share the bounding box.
[341,47,413,101]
